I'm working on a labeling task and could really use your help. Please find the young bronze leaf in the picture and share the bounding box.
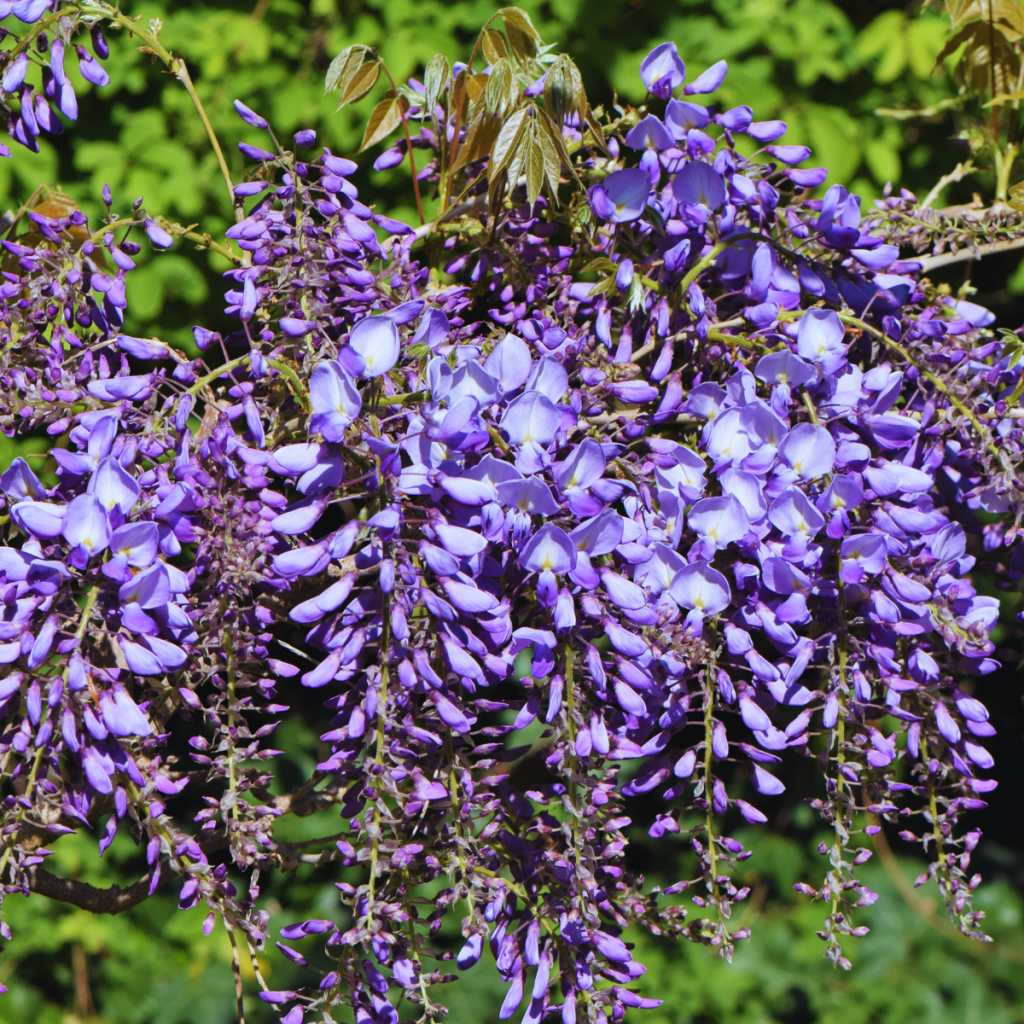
[358,93,410,153]
[337,60,380,111]
[489,111,530,211]
[485,59,519,118]
[450,69,470,127]
[498,7,542,42]
[465,72,489,107]
[489,108,529,181]
[325,45,372,96]
[954,22,1020,97]
[537,109,579,188]
[584,108,609,154]
[534,120,562,204]
[500,7,541,63]
[525,137,546,210]
[423,53,450,114]
[481,28,510,66]
[452,113,501,172]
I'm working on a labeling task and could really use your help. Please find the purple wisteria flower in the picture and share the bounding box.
[0,14,1011,1020]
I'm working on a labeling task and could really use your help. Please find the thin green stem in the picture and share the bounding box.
[831,558,849,918]
[367,452,391,924]
[223,629,239,823]
[84,4,241,219]
[564,641,584,913]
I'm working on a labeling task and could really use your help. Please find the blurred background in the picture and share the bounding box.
[3,1,1024,1021]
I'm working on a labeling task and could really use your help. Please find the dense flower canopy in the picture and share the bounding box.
[0,7,1021,1024]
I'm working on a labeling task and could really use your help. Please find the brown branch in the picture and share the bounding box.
[916,233,1024,272]
[26,865,165,914]
[24,829,231,914]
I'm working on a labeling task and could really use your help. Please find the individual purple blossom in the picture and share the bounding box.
[309,360,361,441]
[588,168,650,223]
[672,161,726,209]
[684,59,728,94]
[639,42,686,99]
[346,316,400,377]
[624,115,673,152]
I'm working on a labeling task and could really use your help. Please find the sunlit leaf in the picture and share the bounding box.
[464,71,489,107]
[485,59,519,118]
[358,92,410,152]
[499,6,541,63]
[525,137,545,209]
[423,53,450,115]
[337,60,380,110]
[489,108,529,181]
[452,113,501,171]
[325,44,373,97]
[481,29,509,66]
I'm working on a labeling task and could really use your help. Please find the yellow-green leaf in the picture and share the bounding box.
[485,59,519,118]
[525,138,545,209]
[490,108,528,180]
[337,60,380,110]
[325,45,372,96]
[358,93,410,153]
[424,53,450,114]
[500,6,541,63]
[481,29,509,66]
[452,113,501,171]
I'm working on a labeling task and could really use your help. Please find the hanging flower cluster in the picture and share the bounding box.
[0,6,1020,1023]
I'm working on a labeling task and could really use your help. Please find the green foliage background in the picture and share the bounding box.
[2,0,1024,1021]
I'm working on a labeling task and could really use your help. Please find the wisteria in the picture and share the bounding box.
[0,4,1021,1023]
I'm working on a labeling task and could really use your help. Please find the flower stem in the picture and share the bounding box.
[85,3,241,220]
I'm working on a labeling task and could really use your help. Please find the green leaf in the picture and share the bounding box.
[358,93,410,152]
[489,108,528,181]
[481,29,509,66]
[525,137,545,209]
[499,6,541,63]
[325,44,372,96]
[485,59,519,118]
[337,60,380,110]
[423,52,450,115]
